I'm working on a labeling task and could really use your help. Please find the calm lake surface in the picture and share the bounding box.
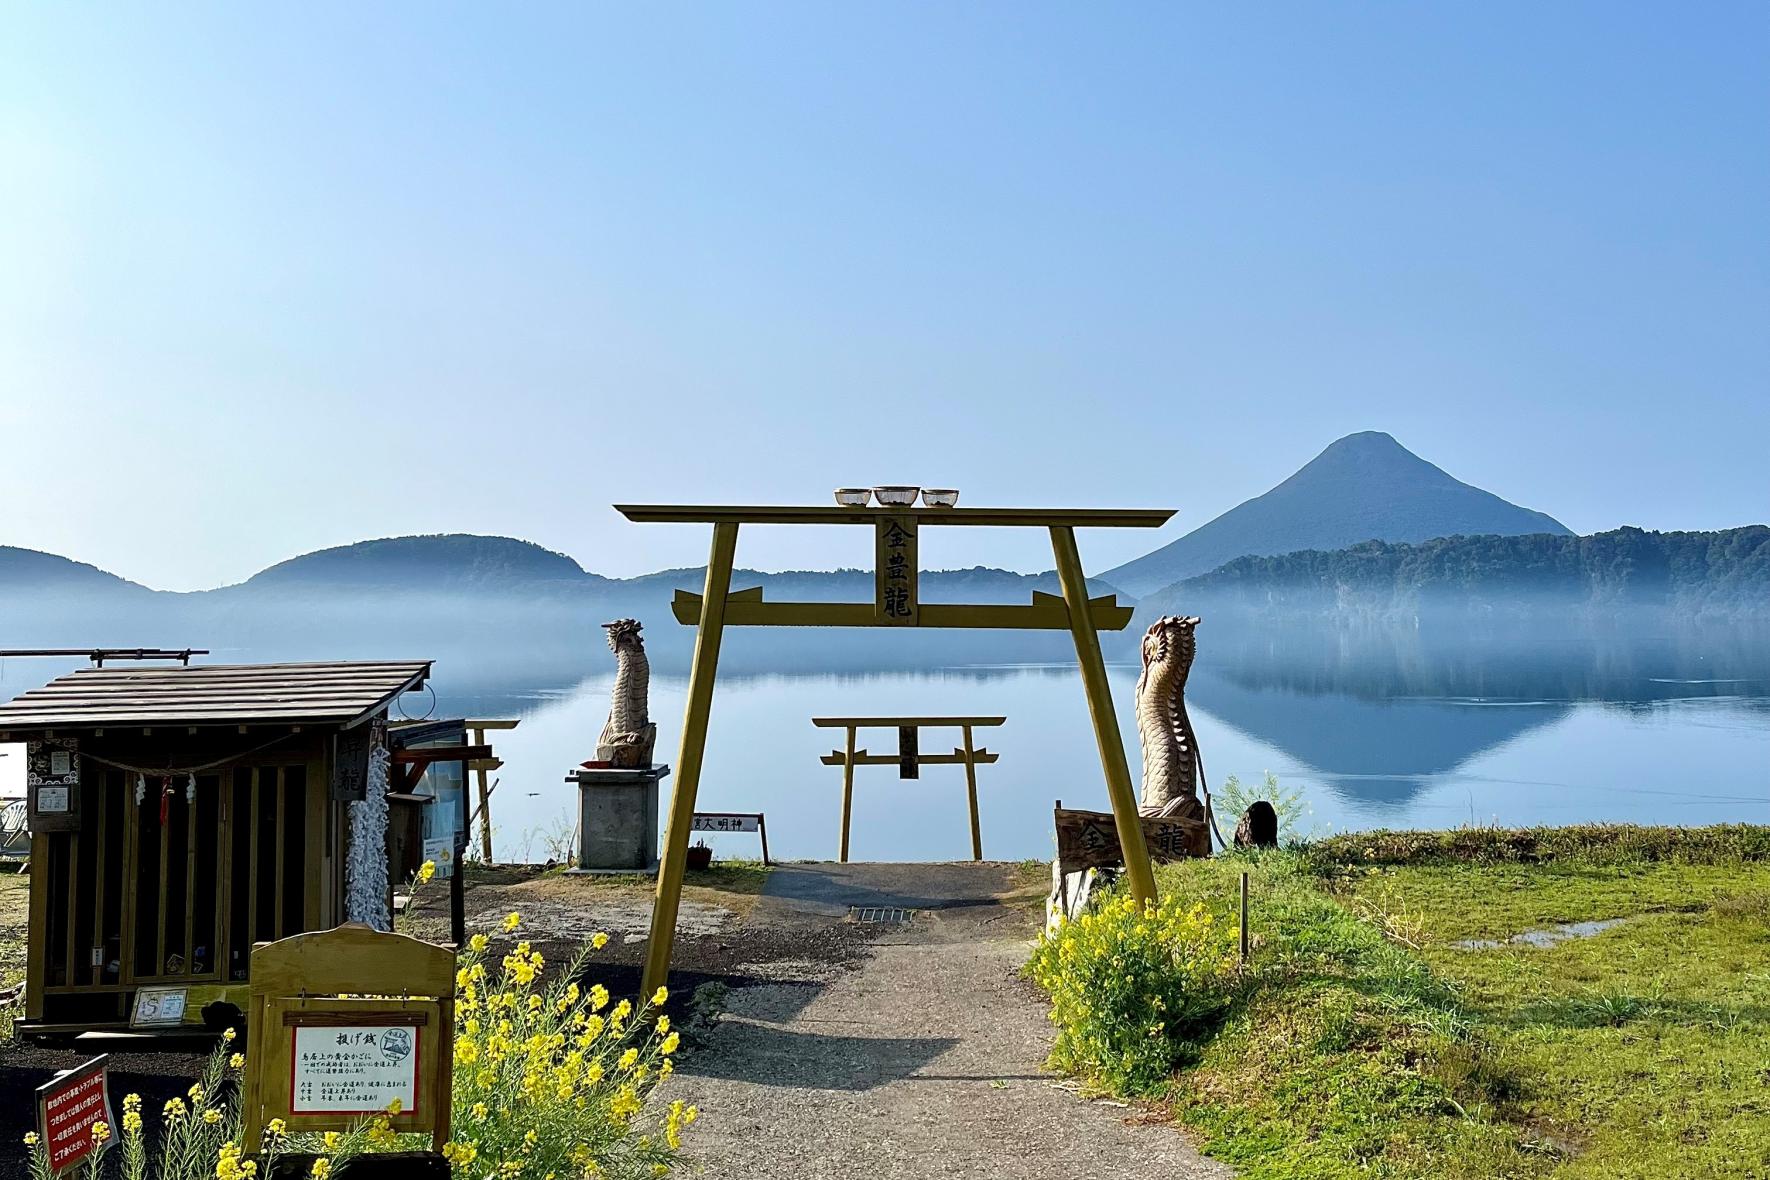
[6,620,1768,862]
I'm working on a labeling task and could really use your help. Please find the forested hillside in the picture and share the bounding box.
[1146,526,1770,619]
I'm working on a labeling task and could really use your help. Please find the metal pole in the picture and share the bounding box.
[1048,525,1156,906]
[961,724,982,861]
[838,725,857,863]
[1240,871,1250,965]
[641,522,738,1000]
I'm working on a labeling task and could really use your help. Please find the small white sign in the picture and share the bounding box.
[36,786,69,814]
[48,750,73,776]
[292,1025,420,1116]
[691,813,761,833]
[131,987,188,1027]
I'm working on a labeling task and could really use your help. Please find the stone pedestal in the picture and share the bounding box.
[566,765,670,874]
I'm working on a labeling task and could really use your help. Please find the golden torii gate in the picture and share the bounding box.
[619,503,1172,996]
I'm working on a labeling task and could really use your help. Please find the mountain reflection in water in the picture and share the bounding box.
[2,615,1765,860]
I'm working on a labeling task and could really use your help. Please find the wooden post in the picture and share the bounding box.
[1049,525,1156,907]
[471,725,494,866]
[838,725,856,863]
[641,522,738,1000]
[961,724,982,861]
[757,813,771,866]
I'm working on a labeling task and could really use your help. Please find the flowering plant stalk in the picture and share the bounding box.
[19,892,694,1178]
[1028,891,1240,1093]
[22,1029,245,1180]
[432,913,693,1177]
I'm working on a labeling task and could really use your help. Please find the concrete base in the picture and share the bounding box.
[570,765,670,871]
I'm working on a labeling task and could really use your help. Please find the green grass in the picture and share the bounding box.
[1150,855,1544,1179]
[1038,829,1770,1179]
[1347,858,1770,1179]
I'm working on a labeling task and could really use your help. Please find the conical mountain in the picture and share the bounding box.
[1103,432,1572,597]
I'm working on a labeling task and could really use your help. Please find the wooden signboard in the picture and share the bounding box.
[873,515,918,625]
[243,925,454,1154]
[690,811,770,864]
[25,737,81,833]
[1054,804,1205,868]
[35,1055,114,1175]
[331,717,385,802]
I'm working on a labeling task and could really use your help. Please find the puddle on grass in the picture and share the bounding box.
[1453,918,1628,951]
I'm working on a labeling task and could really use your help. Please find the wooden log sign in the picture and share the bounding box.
[1054,805,1205,869]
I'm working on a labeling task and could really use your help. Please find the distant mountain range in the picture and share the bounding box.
[5,432,1765,667]
[1142,526,1770,621]
[1102,431,1572,597]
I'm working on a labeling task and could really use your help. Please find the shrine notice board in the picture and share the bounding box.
[243,925,454,1154]
[1054,805,1204,869]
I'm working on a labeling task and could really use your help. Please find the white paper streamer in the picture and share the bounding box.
[344,741,392,931]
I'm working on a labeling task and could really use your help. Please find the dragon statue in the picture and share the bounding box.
[596,618,657,768]
[1134,614,1213,856]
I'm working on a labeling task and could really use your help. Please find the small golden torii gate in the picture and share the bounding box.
[618,502,1172,996]
[815,714,1005,862]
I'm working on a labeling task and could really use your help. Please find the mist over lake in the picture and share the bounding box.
[9,609,1761,862]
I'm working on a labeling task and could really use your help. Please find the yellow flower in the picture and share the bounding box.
[267,1118,287,1137]
[661,1032,680,1055]
[469,933,489,953]
[229,1052,246,1070]
[503,912,522,932]
[417,860,437,884]
[322,1132,341,1151]
[223,1027,238,1042]
[591,932,609,950]
[656,1015,670,1035]
[23,1131,39,1147]
[123,1093,142,1112]
[471,1102,489,1120]
[387,1097,403,1115]
[619,1047,640,1072]
[203,1109,222,1125]
[90,1121,111,1145]
[123,1110,143,1134]
[589,985,610,1011]
[310,1160,332,1179]
[651,985,669,1006]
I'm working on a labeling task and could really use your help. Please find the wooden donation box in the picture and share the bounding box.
[243,925,455,1154]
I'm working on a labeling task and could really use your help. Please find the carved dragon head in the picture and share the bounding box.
[602,618,645,653]
[1140,615,1201,674]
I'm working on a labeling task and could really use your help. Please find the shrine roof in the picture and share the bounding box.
[0,660,432,731]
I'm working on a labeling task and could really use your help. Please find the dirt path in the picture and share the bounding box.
[669,862,1231,1179]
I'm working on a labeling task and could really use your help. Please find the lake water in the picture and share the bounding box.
[6,619,1768,862]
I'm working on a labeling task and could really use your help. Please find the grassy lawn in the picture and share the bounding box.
[1049,826,1770,1180]
[0,873,25,1040]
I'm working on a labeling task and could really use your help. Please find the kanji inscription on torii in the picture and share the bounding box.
[874,516,918,625]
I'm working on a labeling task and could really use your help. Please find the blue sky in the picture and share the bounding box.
[2,3,1765,590]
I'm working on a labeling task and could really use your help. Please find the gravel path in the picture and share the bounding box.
[668,863,1231,1179]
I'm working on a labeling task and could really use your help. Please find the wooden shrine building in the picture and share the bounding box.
[0,660,438,1036]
